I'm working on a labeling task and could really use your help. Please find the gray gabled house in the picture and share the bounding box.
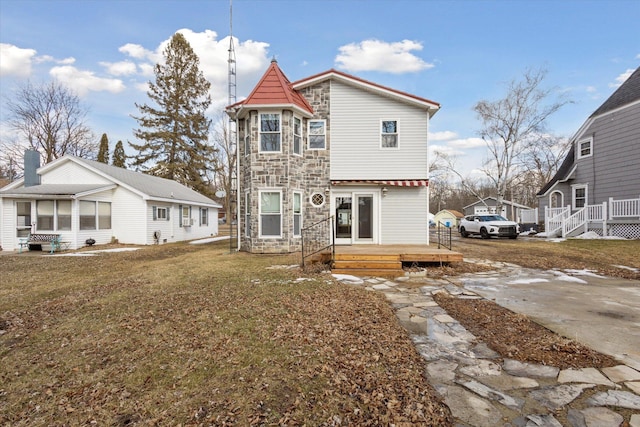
[537,66,640,238]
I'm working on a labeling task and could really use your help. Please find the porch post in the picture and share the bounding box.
[602,202,608,237]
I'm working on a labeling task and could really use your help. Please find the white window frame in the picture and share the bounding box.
[259,189,282,238]
[381,119,399,149]
[293,116,302,156]
[308,119,326,150]
[572,184,588,210]
[79,200,97,231]
[181,206,191,227]
[57,200,72,231]
[310,192,326,207]
[244,118,251,157]
[200,207,208,226]
[293,191,302,237]
[577,137,592,159]
[245,191,251,237]
[156,207,168,220]
[98,201,111,230]
[259,112,281,152]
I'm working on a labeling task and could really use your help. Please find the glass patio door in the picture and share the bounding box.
[333,193,376,244]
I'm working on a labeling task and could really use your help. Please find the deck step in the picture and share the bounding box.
[331,268,404,277]
[333,260,402,270]
[334,254,400,262]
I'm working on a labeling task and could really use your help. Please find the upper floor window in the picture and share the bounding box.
[381,120,398,148]
[260,113,281,152]
[308,120,326,150]
[244,118,251,156]
[293,117,302,155]
[577,137,592,159]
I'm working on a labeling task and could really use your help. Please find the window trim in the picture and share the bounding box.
[258,189,282,238]
[577,137,592,159]
[259,112,282,153]
[308,119,326,150]
[200,207,208,226]
[36,200,55,231]
[245,191,251,237]
[571,184,588,210]
[293,191,302,237]
[380,119,399,149]
[244,118,251,157]
[293,116,302,156]
[79,200,97,231]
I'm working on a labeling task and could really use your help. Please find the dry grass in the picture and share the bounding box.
[0,242,452,426]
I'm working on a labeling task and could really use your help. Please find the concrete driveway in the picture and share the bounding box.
[457,261,640,371]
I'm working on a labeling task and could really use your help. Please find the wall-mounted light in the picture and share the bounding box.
[324,187,330,196]
[381,187,388,197]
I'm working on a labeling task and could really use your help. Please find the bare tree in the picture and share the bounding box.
[210,115,237,221]
[5,81,96,164]
[474,68,570,214]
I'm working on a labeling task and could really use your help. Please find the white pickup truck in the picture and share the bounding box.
[458,215,519,239]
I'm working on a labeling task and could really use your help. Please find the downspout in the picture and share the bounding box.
[235,106,242,251]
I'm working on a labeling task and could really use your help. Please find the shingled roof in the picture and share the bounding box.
[591,66,640,117]
[228,59,313,115]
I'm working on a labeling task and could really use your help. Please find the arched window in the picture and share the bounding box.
[550,191,563,208]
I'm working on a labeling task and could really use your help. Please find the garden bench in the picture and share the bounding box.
[23,233,67,253]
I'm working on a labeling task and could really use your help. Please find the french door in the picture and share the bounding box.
[333,192,376,244]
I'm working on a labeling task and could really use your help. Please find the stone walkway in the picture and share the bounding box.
[334,262,640,427]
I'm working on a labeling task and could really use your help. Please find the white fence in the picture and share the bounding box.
[610,197,640,219]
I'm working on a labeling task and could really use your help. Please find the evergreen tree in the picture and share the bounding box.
[97,133,110,163]
[130,32,215,196]
[112,140,126,168]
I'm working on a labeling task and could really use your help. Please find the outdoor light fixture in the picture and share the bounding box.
[324,187,330,196]
[382,187,388,197]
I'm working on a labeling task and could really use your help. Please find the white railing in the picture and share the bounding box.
[610,196,640,219]
[546,206,570,236]
[563,207,587,237]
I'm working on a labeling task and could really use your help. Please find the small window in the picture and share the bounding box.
[182,206,191,227]
[259,191,281,237]
[293,117,302,155]
[80,200,96,230]
[260,113,281,152]
[381,120,398,148]
[200,208,208,226]
[572,185,587,209]
[293,192,302,236]
[57,200,72,231]
[308,120,326,149]
[577,138,592,159]
[98,202,111,229]
[310,192,325,207]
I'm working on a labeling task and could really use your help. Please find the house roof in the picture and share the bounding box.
[463,197,531,210]
[226,59,314,117]
[590,66,640,117]
[293,68,440,116]
[435,209,464,218]
[1,156,222,207]
[0,184,115,198]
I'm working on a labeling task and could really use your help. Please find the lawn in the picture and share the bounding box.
[0,242,452,426]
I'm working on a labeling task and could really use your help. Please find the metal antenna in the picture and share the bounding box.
[228,0,238,251]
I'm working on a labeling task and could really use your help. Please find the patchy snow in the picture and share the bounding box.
[189,236,231,244]
[332,274,365,285]
[556,275,589,284]
[573,231,627,240]
[506,278,549,285]
[562,269,607,278]
[47,247,141,257]
[613,265,640,273]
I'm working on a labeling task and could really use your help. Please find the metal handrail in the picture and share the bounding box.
[436,221,453,250]
[301,215,335,267]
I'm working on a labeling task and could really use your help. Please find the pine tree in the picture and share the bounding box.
[130,32,215,196]
[97,133,109,163]
[112,140,126,168]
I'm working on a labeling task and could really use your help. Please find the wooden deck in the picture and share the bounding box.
[331,244,463,277]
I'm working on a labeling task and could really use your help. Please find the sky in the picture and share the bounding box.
[1,0,639,178]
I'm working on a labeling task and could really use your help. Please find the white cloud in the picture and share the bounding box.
[609,68,634,88]
[100,60,137,76]
[428,130,458,141]
[0,43,37,77]
[429,144,465,157]
[335,39,434,74]
[49,65,126,96]
[119,43,156,61]
[448,137,485,149]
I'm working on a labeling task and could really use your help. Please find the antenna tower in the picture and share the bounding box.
[228,0,238,251]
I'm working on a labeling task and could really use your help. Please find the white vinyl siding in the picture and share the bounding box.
[380,186,429,244]
[329,80,429,180]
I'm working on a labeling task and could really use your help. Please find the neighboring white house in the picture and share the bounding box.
[226,60,440,253]
[462,197,532,223]
[0,154,222,251]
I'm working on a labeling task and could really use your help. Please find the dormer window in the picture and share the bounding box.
[577,137,592,159]
[260,113,281,152]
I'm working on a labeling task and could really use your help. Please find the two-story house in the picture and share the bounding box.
[226,60,439,253]
[537,66,640,238]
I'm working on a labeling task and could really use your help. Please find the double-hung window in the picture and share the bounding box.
[572,184,588,209]
[57,200,72,230]
[259,190,281,237]
[260,113,281,152]
[293,192,302,236]
[98,202,111,229]
[36,200,54,231]
[245,192,251,237]
[381,120,398,148]
[200,208,208,226]
[308,120,326,149]
[154,206,169,220]
[244,118,251,156]
[80,200,96,230]
[293,117,302,155]
[577,138,592,159]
